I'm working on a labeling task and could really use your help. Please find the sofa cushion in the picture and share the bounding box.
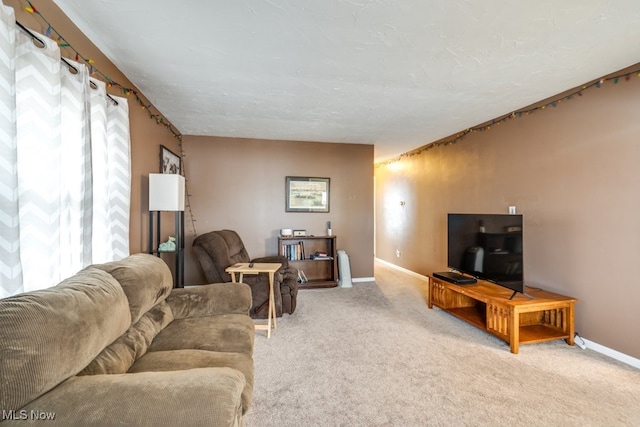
[92,253,173,323]
[0,268,131,412]
[15,368,245,426]
[79,301,174,375]
[129,349,254,413]
[149,315,255,355]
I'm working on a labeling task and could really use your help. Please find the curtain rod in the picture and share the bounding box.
[15,20,119,107]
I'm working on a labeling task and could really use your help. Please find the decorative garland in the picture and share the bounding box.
[20,0,198,237]
[376,68,640,167]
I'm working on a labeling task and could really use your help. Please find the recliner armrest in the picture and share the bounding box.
[250,255,289,268]
[167,283,252,319]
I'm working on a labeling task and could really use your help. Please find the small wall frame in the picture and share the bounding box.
[285,176,330,213]
[160,145,181,174]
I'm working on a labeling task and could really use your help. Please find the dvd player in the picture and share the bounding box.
[433,271,477,285]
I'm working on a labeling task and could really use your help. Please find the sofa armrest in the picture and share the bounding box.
[15,368,244,426]
[166,283,252,319]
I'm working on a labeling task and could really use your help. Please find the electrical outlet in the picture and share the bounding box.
[395,249,401,258]
[509,206,516,215]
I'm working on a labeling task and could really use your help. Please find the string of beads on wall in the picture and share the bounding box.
[375,67,640,167]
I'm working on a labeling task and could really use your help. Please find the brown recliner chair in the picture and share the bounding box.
[192,230,298,318]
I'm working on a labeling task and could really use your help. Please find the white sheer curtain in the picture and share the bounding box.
[106,93,131,261]
[90,78,131,263]
[60,58,93,279]
[0,2,131,297]
[15,19,62,292]
[89,78,112,263]
[0,3,21,296]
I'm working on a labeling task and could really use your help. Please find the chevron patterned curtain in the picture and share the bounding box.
[89,78,113,264]
[0,4,21,297]
[60,58,93,279]
[14,21,63,293]
[106,94,131,261]
[0,4,131,297]
[89,78,131,263]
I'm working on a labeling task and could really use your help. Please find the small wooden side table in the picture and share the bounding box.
[225,262,281,338]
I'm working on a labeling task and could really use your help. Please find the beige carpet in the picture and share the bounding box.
[244,261,640,426]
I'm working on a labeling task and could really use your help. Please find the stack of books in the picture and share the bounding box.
[310,251,332,260]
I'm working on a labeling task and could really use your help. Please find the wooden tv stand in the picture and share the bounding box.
[427,275,577,354]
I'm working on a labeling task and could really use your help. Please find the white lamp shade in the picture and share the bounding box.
[149,173,185,211]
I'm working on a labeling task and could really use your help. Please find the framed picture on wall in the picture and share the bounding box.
[160,145,181,174]
[285,176,330,213]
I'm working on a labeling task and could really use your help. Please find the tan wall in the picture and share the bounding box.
[9,0,182,255]
[182,136,374,285]
[375,70,640,359]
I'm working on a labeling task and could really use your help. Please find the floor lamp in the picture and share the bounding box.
[148,173,185,288]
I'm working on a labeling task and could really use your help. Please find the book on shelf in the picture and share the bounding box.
[310,251,332,260]
[282,241,306,261]
[297,269,308,283]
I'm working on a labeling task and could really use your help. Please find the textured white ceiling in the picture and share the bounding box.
[52,0,640,161]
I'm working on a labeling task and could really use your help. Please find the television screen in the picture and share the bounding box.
[447,213,524,294]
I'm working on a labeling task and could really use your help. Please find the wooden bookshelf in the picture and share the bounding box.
[428,275,577,354]
[278,236,337,288]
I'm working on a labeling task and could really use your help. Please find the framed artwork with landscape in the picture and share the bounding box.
[285,176,330,213]
[160,145,181,174]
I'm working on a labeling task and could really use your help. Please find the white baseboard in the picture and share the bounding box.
[352,277,375,283]
[581,338,640,369]
[376,258,640,370]
[374,257,429,281]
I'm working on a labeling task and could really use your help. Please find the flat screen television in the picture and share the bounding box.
[447,213,524,296]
